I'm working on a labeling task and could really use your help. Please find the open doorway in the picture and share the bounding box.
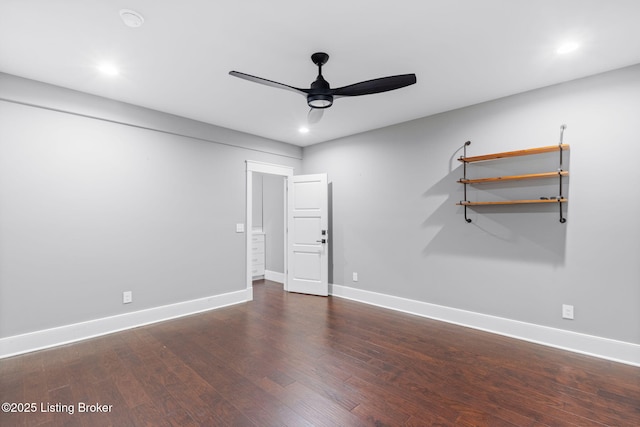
[245,161,293,300]
[251,172,286,283]
[246,161,329,299]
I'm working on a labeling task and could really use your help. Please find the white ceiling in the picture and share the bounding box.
[1,1,640,147]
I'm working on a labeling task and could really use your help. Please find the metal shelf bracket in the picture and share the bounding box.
[558,124,567,223]
[461,141,472,222]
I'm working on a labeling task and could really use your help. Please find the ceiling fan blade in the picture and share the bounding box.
[229,71,309,95]
[307,108,324,124]
[332,74,416,97]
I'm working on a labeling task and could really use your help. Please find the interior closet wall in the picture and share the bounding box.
[262,174,285,274]
[252,173,264,230]
[251,173,285,276]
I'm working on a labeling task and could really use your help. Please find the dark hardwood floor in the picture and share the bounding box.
[1,280,639,426]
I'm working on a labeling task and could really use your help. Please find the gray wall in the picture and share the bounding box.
[302,64,640,344]
[0,73,302,338]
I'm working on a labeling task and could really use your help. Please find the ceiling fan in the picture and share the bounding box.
[229,52,417,124]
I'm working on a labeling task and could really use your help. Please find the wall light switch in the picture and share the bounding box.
[236,223,245,233]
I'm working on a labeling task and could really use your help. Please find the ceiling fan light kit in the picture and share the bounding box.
[307,94,333,109]
[229,52,416,120]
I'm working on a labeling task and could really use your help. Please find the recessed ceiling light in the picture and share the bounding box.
[557,42,579,55]
[97,63,119,76]
[119,9,145,28]
[298,126,310,134]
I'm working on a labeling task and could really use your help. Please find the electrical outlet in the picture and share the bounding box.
[123,291,133,304]
[236,223,245,233]
[352,272,358,282]
[562,304,574,319]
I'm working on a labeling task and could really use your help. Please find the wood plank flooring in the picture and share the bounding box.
[1,280,639,426]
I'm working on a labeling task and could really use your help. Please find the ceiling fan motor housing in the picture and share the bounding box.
[308,75,333,108]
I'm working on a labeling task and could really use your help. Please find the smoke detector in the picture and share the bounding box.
[119,9,144,28]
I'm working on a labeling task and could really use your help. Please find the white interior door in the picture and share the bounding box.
[287,173,328,296]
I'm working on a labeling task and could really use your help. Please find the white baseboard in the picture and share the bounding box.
[330,284,640,367]
[265,270,285,284]
[0,289,250,359]
[4,285,637,366]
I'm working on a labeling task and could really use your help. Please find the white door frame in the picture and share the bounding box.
[245,161,293,300]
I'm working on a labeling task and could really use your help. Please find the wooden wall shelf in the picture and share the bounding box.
[458,144,570,163]
[458,171,568,184]
[457,126,569,223]
[457,198,567,206]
